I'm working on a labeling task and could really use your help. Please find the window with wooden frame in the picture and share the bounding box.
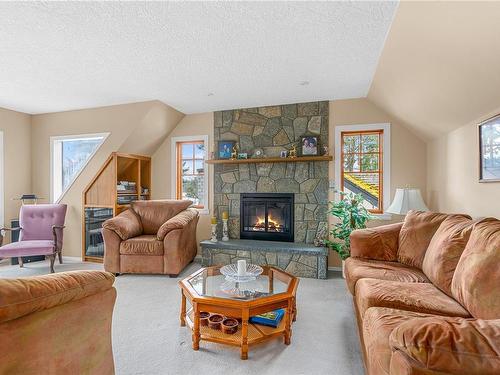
[340,130,384,213]
[175,140,206,209]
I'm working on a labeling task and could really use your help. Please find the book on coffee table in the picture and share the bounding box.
[249,309,285,328]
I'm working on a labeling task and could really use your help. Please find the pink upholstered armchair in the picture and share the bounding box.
[0,204,67,273]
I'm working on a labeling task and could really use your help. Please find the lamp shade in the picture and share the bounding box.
[386,188,429,215]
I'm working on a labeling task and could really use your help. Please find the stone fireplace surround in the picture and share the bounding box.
[213,101,329,244]
[205,101,330,279]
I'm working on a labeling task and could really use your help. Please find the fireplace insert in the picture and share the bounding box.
[240,193,294,242]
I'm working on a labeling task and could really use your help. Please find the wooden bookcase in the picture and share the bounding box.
[82,152,151,263]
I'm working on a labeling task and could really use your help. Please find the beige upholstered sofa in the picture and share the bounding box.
[102,200,199,276]
[0,271,116,374]
[345,211,500,375]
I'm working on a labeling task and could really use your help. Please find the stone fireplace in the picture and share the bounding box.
[213,102,329,244]
[202,101,330,279]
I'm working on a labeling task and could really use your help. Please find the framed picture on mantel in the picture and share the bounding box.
[479,114,500,182]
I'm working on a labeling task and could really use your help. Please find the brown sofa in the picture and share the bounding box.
[102,200,199,276]
[345,210,500,375]
[0,271,116,374]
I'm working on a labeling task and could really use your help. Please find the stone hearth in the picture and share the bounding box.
[201,239,328,279]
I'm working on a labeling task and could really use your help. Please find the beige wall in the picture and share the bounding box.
[31,101,184,257]
[427,106,500,218]
[328,98,428,267]
[152,112,214,246]
[0,108,32,242]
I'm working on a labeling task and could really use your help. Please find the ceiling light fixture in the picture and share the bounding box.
[207,92,214,96]
[299,81,309,86]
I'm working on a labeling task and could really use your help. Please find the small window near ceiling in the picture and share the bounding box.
[340,130,384,213]
[176,140,206,208]
[51,134,107,202]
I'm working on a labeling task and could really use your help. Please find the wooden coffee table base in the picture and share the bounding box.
[178,266,298,360]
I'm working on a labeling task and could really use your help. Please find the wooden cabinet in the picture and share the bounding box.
[82,152,151,263]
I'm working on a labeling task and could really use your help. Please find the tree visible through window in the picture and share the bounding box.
[176,141,205,208]
[341,130,383,213]
[52,134,106,202]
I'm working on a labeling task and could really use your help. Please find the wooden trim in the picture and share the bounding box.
[206,155,332,165]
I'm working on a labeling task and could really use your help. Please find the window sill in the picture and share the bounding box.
[370,212,392,221]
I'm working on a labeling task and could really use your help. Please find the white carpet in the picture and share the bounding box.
[0,257,364,375]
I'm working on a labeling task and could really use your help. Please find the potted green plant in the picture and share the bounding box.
[325,191,372,278]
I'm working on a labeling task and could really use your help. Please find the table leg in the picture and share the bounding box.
[292,296,297,322]
[284,300,292,345]
[192,303,200,351]
[180,290,186,327]
[241,310,249,360]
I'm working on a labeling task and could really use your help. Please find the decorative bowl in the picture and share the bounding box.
[221,318,239,334]
[208,314,224,330]
[220,263,263,283]
[200,311,210,326]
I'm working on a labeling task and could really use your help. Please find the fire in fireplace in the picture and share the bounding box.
[240,193,294,242]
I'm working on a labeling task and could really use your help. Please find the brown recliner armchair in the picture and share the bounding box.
[102,200,199,277]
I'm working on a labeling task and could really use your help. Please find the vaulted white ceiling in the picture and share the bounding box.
[0,1,397,114]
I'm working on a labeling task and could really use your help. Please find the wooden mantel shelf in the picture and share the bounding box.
[206,155,332,165]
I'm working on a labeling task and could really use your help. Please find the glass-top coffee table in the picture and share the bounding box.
[178,266,299,360]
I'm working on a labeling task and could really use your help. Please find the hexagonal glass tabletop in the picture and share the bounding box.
[187,267,291,301]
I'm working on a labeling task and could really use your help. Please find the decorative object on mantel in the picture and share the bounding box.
[237,152,248,159]
[300,136,319,156]
[478,113,500,182]
[222,211,229,241]
[280,150,288,158]
[210,216,218,242]
[386,187,429,214]
[288,144,297,158]
[313,222,328,247]
[325,191,372,278]
[251,148,264,158]
[230,144,239,160]
[322,145,329,156]
[218,140,235,159]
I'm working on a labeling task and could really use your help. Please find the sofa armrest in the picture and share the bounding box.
[0,271,115,323]
[157,208,199,240]
[389,316,500,375]
[350,222,402,261]
[102,209,142,240]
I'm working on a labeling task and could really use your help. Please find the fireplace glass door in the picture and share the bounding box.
[240,193,294,242]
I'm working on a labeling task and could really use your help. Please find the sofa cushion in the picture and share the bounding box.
[390,317,500,375]
[102,209,142,240]
[350,222,402,262]
[344,257,429,295]
[451,218,500,319]
[0,271,115,323]
[131,200,192,235]
[363,307,431,375]
[422,216,474,296]
[398,211,470,269]
[120,235,164,256]
[355,279,471,320]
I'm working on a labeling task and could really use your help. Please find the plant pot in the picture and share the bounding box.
[342,260,346,279]
[200,311,210,326]
[221,318,239,334]
[208,314,224,330]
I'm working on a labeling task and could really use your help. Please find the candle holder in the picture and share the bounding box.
[210,223,218,242]
[222,218,229,241]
